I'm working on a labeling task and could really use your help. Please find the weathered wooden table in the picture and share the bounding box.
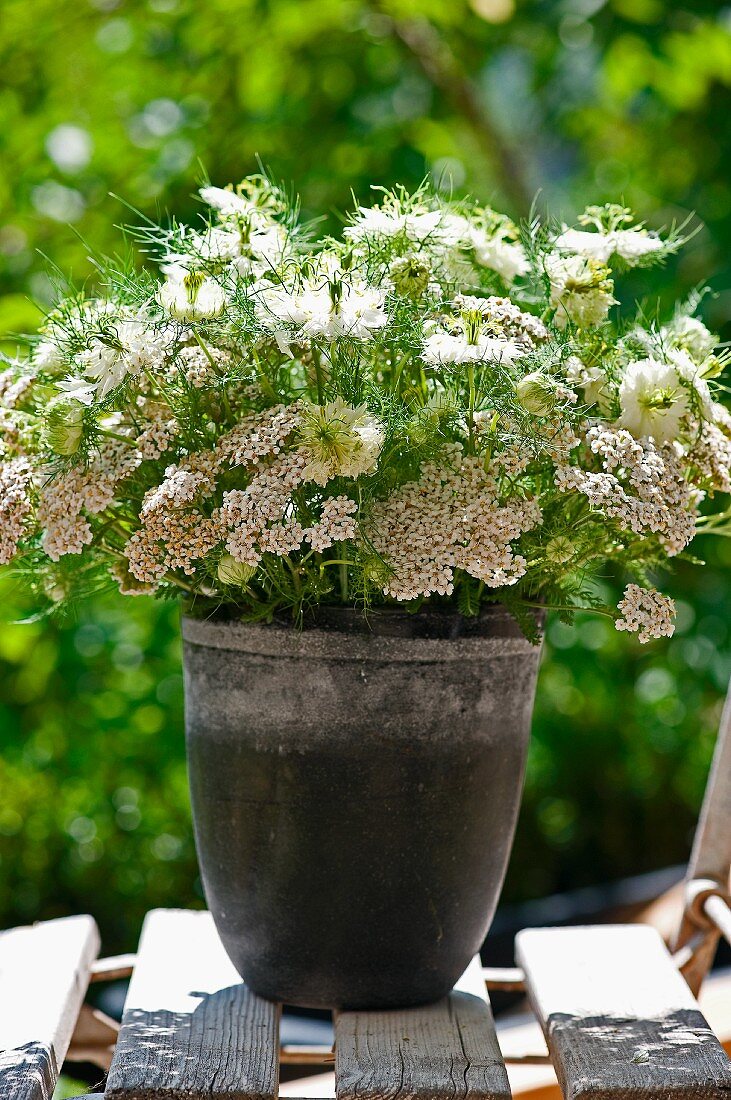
[4,669,731,1099]
[1,903,731,1100]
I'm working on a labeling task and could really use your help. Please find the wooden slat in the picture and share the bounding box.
[335,956,511,1100]
[105,908,280,1100]
[516,925,731,1099]
[89,953,137,983]
[0,914,100,1100]
[67,1003,120,1071]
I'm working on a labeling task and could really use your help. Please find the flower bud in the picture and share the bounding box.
[389,255,431,299]
[217,554,256,587]
[43,398,84,455]
[546,536,574,564]
[516,372,558,417]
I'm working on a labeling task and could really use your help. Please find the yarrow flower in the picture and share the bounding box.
[0,174,724,642]
[615,584,675,643]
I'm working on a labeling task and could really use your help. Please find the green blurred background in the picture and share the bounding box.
[1,0,731,955]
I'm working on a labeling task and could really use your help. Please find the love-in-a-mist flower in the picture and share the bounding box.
[43,397,85,455]
[554,205,666,267]
[618,357,711,442]
[470,230,528,282]
[158,267,226,321]
[662,315,716,363]
[546,253,616,329]
[299,399,384,485]
[257,269,388,343]
[422,307,523,368]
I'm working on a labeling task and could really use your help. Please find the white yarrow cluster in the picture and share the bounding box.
[368,445,541,600]
[615,584,675,643]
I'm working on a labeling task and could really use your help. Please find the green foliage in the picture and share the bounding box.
[1,0,730,947]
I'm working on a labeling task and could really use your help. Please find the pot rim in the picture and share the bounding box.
[182,604,544,662]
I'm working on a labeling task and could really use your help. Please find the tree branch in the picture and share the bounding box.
[379,12,533,215]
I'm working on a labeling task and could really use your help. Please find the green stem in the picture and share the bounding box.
[467,363,476,454]
[522,599,615,619]
[283,556,302,595]
[251,350,278,403]
[193,331,219,371]
[99,428,135,446]
[314,348,326,405]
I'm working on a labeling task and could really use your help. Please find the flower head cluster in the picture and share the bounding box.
[367,445,541,600]
[615,584,676,644]
[0,179,726,643]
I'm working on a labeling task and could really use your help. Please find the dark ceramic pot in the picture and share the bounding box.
[182,606,543,1009]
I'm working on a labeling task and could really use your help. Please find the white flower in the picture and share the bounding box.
[190,226,243,263]
[468,227,528,281]
[615,583,675,643]
[554,226,664,266]
[337,283,389,339]
[613,229,664,263]
[344,206,444,243]
[78,342,128,398]
[63,316,170,401]
[422,329,521,367]
[546,254,616,329]
[256,275,387,342]
[554,227,615,263]
[199,185,257,218]
[33,339,65,372]
[158,267,226,321]
[299,399,384,484]
[617,357,711,442]
[56,378,97,406]
[662,315,716,363]
[233,224,289,277]
[565,356,606,407]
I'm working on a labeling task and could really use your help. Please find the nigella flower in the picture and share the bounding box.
[554,227,664,265]
[158,266,226,321]
[256,269,388,345]
[661,315,717,364]
[59,315,171,402]
[199,185,259,219]
[618,355,712,443]
[554,204,666,267]
[422,307,522,368]
[469,229,528,282]
[545,253,617,329]
[299,399,384,485]
[344,205,446,244]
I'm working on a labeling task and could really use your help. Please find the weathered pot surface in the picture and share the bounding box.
[183,605,543,1009]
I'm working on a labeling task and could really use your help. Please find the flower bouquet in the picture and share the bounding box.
[2,176,728,1006]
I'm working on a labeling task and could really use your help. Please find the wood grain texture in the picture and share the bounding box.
[334,956,510,1100]
[0,914,100,1100]
[516,924,731,1099]
[105,909,280,1100]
